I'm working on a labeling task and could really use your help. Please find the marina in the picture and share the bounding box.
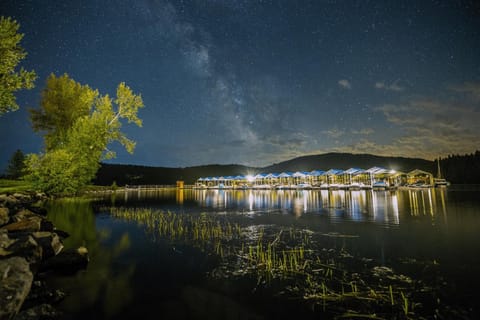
[194,166,440,190]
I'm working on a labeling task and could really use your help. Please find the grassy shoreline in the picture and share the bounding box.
[0,179,36,194]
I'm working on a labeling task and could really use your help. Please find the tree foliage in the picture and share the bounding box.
[30,74,97,150]
[0,16,36,115]
[5,149,26,179]
[25,74,144,195]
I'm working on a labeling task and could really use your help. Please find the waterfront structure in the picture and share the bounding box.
[406,169,435,187]
[195,167,435,190]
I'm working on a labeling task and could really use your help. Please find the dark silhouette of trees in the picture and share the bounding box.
[5,149,25,179]
[440,151,480,184]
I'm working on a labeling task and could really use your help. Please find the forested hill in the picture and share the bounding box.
[94,152,480,186]
[262,153,435,174]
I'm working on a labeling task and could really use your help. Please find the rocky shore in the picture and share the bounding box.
[0,193,89,320]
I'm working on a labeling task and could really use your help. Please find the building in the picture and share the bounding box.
[195,166,432,190]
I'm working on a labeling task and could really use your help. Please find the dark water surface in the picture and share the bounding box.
[46,186,480,319]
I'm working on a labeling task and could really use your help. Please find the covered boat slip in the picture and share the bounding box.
[195,167,436,190]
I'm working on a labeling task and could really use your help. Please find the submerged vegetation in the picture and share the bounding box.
[109,207,462,319]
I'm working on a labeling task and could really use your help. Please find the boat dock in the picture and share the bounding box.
[194,167,441,190]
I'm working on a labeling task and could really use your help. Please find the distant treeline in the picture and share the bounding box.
[94,163,255,186]
[440,151,480,184]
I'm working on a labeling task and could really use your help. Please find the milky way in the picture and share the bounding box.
[1,0,479,169]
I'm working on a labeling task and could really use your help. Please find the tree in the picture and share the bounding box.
[25,74,144,195]
[5,149,25,179]
[0,16,36,115]
[30,73,97,150]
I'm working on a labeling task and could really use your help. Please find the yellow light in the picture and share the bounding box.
[246,175,255,182]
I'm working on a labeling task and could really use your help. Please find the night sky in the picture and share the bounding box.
[1,0,480,171]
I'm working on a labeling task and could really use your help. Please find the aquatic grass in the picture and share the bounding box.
[389,285,394,306]
[400,291,409,316]
[110,208,242,252]
[108,207,424,318]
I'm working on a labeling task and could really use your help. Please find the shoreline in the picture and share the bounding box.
[0,192,88,319]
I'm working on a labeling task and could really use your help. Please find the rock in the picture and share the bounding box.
[1,216,53,233]
[21,280,66,310]
[0,257,34,320]
[40,247,89,274]
[12,193,30,200]
[0,194,20,210]
[40,219,54,232]
[5,234,42,264]
[11,209,36,223]
[0,230,15,256]
[31,232,64,259]
[15,303,61,320]
[25,205,48,217]
[0,194,8,203]
[53,229,70,239]
[0,207,9,226]
[1,216,42,233]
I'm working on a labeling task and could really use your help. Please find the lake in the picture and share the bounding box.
[45,186,480,319]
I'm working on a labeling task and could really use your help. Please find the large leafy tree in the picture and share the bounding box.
[0,16,36,115]
[26,74,144,195]
[30,73,98,150]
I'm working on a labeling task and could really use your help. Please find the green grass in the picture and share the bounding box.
[0,179,36,194]
[0,179,121,196]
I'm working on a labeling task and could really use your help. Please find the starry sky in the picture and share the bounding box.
[1,0,480,170]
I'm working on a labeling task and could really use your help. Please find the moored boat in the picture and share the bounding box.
[434,178,450,187]
[434,158,450,187]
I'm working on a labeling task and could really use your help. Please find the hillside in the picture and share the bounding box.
[262,153,435,173]
[94,153,436,186]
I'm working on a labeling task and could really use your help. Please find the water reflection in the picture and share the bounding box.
[46,199,135,319]
[191,188,448,227]
[99,188,449,227]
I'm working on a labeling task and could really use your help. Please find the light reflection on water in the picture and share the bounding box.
[186,188,446,227]
[105,188,451,228]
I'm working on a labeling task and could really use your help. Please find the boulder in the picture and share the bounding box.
[12,193,32,203]
[5,234,42,264]
[53,229,70,239]
[0,194,20,210]
[25,205,48,217]
[0,230,15,257]
[1,216,53,233]
[31,232,64,259]
[40,219,54,232]
[1,216,42,233]
[0,194,8,203]
[0,207,9,226]
[0,257,34,320]
[11,209,36,223]
[40,247,89,274]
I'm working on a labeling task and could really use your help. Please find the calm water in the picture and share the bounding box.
[45,186,480,319]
